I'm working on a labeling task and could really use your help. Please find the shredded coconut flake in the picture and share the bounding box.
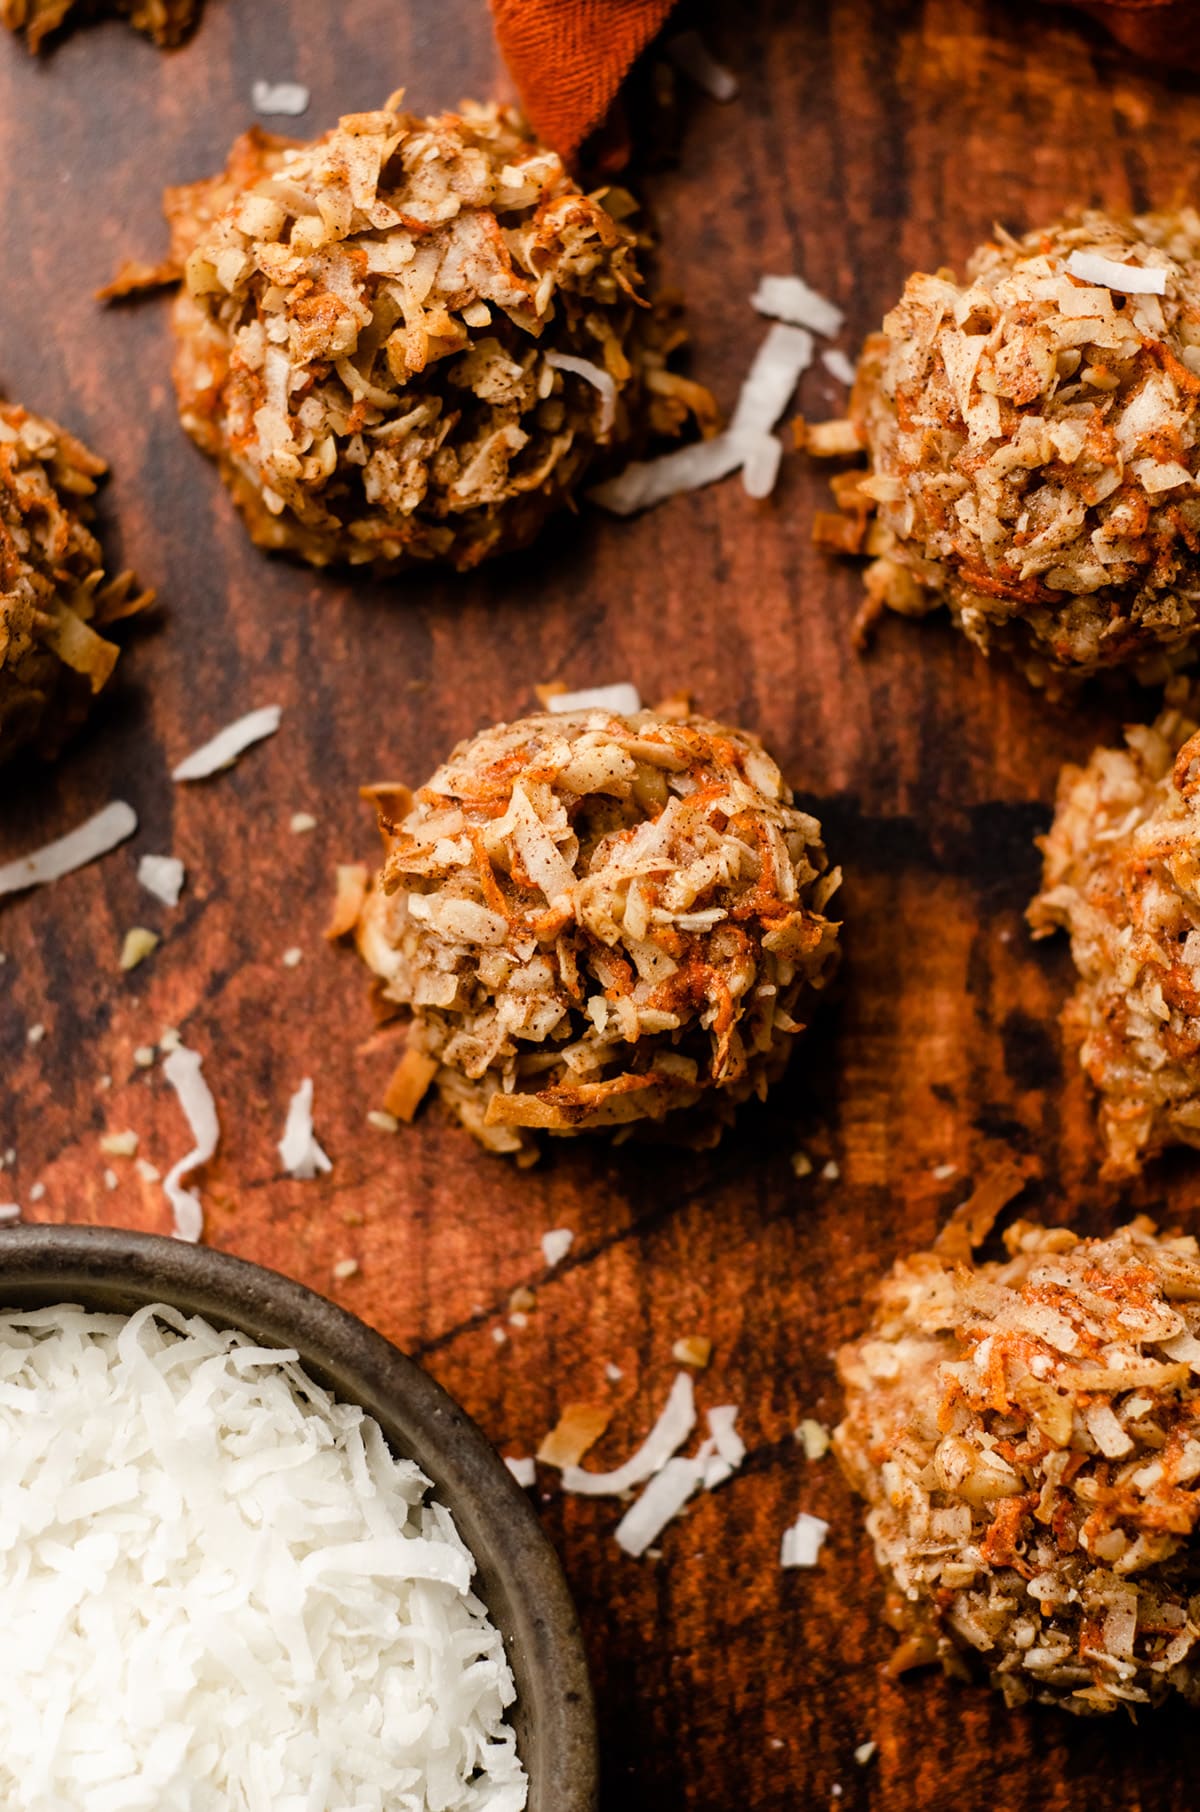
[0,801,137,899]
[741,433,783,499]
[1065,248,1168,294]
[505,1457,536,1488]
[561,1372,695,1496]
[731,323,814,438]
[615,1456,702,1557]
[0,1204,21,1224]
[172,706,282,782]
[664,29,738,100]
[820,347,857,387]
[251,78,311,116]
[278,1077,332,1180]
[137,852,186,906]
[547,683,642,715]
[752,273,845,338]
[541,1227,574,1268]
[544,351,617,436]
[587,432,747,515]
[0,1304,527,1811]
[781,1511,830,1568]
[161,1045,219,1242]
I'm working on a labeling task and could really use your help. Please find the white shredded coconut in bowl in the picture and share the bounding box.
[0,1303,528,1811]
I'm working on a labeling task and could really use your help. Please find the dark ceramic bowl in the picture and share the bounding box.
[0,1223,596,1812]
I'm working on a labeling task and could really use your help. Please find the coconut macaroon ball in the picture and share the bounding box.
[836,1215,1200,1714]
[1030,685,1200,1177]
[168,94,673,572]
[353,706,842,1157]
[0,401,150,764]
[815,209,1200,685]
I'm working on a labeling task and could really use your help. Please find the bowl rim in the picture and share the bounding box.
[0,1223,597,1812]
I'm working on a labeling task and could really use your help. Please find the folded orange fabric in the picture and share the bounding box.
[489,0,676,159]
[1066,0,1200,64]
[490,0,1199,164]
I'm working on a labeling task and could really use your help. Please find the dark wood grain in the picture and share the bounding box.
[4,2,1200,1807]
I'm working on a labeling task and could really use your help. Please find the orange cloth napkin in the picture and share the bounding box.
[489,0,677,159]
[489,0,1198,162]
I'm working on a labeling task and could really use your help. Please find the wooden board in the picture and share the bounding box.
[3,2,1200,1806]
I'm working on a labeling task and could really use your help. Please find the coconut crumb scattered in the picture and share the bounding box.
[120,928,160,972]
[281,946,303,969]
[791,1150,814,1177]
[251,79,310,117]
[505,1457,536,1488]
[135,1158,161,1183]
[672,1335,712,1370]
[133,1045,156,1069]
[28,1183,45,1203]
[796,1418,831,1460]
[137,853,185,907]
[103,1168,119,1191]
[780,1512,829,1569]
[854,1743,877,1767]
[290,811,318,834]
[536,1403,613,1470]
[821,1159,840,1181]
[331,1257,359,1282]
[26,1023,45,1047]
[541,1228,574,1269]
[0,1204,21,1223]
[100,1131,139,1158]
[932,1161,957,1180]
[366,1109,399,1134]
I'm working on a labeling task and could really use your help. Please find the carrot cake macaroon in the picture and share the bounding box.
[151,95,703,572]
[837,1213,1200,1713]
[349,700,841,1157]
[0,400,150,764]
[807,210,1200,688]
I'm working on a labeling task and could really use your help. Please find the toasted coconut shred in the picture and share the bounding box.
[352,708,841,1157]
[0,1304,526,1809]
[810,210,1200,685]
[1,0,200,49]
[172,705,282,780]
[837,1215,1200,1713]
[0,402,152,764]
[1030,684,1200,1176]
[156,95,706,572]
